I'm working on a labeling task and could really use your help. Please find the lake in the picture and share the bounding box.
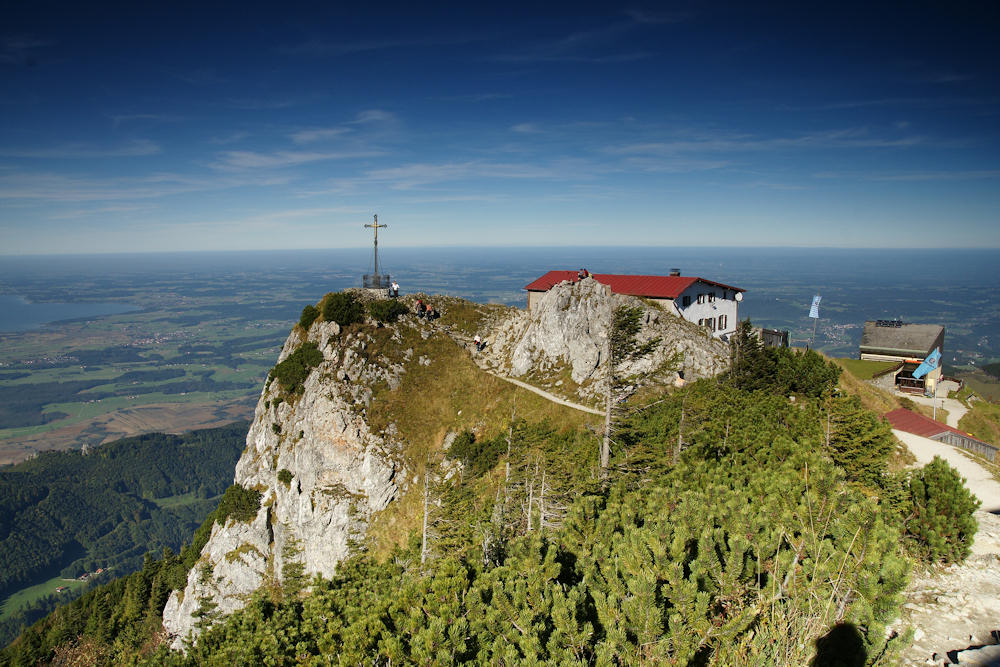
[0,294,138,332]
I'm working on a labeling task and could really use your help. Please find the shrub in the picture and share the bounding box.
[905,456,980,563]
[447,429,506,476]
[367,299,409,323]
[270,342,323,394]
[299,304,320,330]
[272,423,281,435]
[826,395,895,489]
[728,320,840,397]
[214,484,262,525]
[322,292,364,327]
[277,469,293,486]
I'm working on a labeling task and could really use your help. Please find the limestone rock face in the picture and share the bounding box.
[162,318,400,649]
[486,277,730,398]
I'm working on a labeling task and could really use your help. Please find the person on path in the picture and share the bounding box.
[391,280,400,298]
[473,334,484,352]
[416,299,426,318]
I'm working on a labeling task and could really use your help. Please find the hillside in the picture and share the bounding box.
[0,423,247,648]
[2,289,987,665]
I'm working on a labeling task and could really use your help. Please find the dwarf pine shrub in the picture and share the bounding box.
[299,304,320,330]
[905,456,980,563]
[322,292,364,327]
[270,342,323,394]
[367,299,408,324]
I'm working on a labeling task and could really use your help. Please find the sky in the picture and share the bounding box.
[1,0,999,254]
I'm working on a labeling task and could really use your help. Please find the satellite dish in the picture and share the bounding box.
[735,292,744,302]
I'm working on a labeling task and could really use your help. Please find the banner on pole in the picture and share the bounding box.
[912,348,941,380]
[808,295,821,319]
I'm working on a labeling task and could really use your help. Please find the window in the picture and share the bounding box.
[702,318,715,330]
[697,318,703,326]
[682,295,691,307]
[697,293,706,305]
[718,314,727,330]
[708,292,715,303]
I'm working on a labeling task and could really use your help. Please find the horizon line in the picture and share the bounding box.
[3,244,999,258]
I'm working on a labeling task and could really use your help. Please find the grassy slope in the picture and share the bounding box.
[837,358,898,380]
[364,302,595,559]
[956,389,1000,448]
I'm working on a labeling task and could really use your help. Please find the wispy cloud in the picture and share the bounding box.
[316,158,602,194]
[353,109,396,125]
[47,204,155,220]
[109,113,183,128]
[511,123,541,134]
[814,169,1000,182]
[0,170,291,203]
[922,71,974,84]
[0,139,161,159]
[493,20,652,63]
[618,156,731,173]
[606,128,925,155]
[778,97,990,112]
[209,131,251,145]
[276,32,490,57]
[0,35,52,65]
[624,9,691,24]
[225,95,321,110]
[210,149,383,170]
[290,109,396,144]
[290,127,350,144]
[430,92,512,103]
[174,68,226,86]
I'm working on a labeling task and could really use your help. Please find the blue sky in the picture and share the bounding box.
[1,0,998,254]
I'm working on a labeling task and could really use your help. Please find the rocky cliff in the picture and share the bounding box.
[162,314,402,649]
[482,276,730,402]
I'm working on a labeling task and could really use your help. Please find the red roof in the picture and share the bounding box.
[884,408,971,439]
[523,270,744,299]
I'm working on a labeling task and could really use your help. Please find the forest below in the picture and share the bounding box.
[0,324,981,665]
[0,422,248,647]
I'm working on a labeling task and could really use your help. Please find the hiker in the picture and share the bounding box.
[473,334,481,351]
[416,299,427,318]
[578,268,586,280]
[390,280,400,298]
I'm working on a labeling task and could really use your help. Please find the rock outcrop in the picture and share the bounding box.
[483,276,730,400]
[162,317,401,649]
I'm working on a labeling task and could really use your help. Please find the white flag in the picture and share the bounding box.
[808,295,821,319]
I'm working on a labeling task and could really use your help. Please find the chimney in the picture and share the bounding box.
[669,268,681,276]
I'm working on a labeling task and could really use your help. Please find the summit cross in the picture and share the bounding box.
[364,214,387,277]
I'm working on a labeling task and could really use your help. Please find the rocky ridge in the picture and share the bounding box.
[480,276,730,402]
[162,315,404,649]
[160,284,732,650]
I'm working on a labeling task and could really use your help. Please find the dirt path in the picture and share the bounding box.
[890,429,1000,665]
[486,371,604,416]
[904,393,969,429]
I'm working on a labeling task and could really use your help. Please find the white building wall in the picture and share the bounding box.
[674,282,740,340]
